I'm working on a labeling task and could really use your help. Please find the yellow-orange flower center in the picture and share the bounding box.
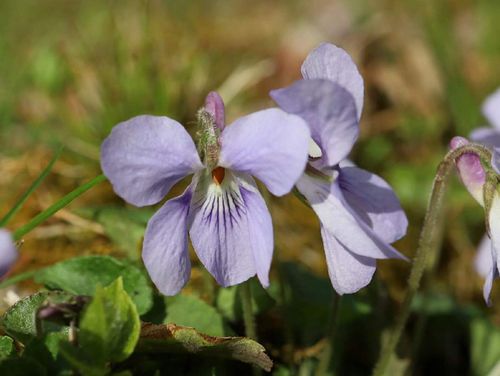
[212,166,225,185]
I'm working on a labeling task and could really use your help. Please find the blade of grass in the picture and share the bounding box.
[0,269,39,289]
[13,174,107,240]
[0,148,63,227]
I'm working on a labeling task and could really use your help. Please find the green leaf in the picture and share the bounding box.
[274,262,333,345]
[79,277,140,364]
[1,291,73,343]
[216,278,275,322]
[58,341,108,376]
[77,206,153,259]
[137,322,273,372]
[23,336,65,375]
[34,255,153,315]
[0,357,46,376]
[165,295,229,337]
[0,336,14,359]
[470,316,500,376]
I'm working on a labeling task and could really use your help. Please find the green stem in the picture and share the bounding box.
[372,144,482,376]
[0,148,62,227]
[315,293,342,376]
[240,280,260,376]
[13,174,106,240]
[0,269,39,289]
[240,280,257,340]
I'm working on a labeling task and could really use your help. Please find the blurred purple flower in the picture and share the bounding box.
[271,43,408,295]
[456,89,500,303]
[0,229,17,278]
[450,136,499,304]
[470,88,500,149]
[101,92,310,295]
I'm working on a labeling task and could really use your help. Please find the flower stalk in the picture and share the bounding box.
[315,293,342,376]
[372,143,492,376]
[240,280,257,340]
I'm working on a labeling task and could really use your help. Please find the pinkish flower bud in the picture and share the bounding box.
[450,136,486,205]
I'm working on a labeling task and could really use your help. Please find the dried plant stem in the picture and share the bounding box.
[372,144,491,376]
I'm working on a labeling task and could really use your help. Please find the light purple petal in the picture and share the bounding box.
[338,165,407,243]
[470,127,500,150]
[475,235,492,279]
[218,108,310,196]
[241,182,274,287]
[271,79,359,168]
[142,186,193,296]
[0,229,17,278]
[204,91,225,130]
[301,43,364,120]
[189,172,273,287]
[101,115,203,207]
[492,148,500,174]
[482,236,499,306]
[482,88,500,130]
[483,263,498,306]
[489,194,500,276]
[320,226,376,295]
[450,136,486,205]
[296,173,407,260]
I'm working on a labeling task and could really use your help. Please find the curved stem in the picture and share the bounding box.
[372,144,477,376]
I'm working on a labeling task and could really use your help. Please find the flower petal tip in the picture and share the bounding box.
[450,136,469,150]
[204,91,226,130]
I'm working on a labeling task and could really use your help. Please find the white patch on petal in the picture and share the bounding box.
[308,138,323,159]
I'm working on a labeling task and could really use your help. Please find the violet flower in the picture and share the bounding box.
[470,88,500,149]
[450,136,499,304]
[0,228,17,278]
[271,43,408,294]
[455,89,500,303]
[101,92,310,295]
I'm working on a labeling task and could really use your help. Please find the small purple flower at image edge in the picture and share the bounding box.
[450,89,500,304]
[0,229,18,279]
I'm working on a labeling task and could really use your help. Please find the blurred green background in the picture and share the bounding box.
[1,0,500,374]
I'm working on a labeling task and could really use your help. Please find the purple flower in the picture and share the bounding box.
[271,43,408,295]
[450,136,499,304]
[101,92,310,295]
[0,229,17,278]
[456,89,500,304]
[470,88,500,149]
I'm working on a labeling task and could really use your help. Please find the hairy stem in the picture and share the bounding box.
[372,144,485,376]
